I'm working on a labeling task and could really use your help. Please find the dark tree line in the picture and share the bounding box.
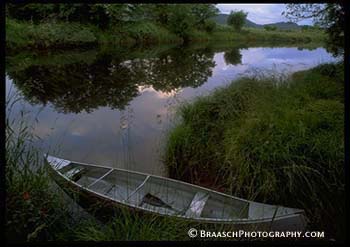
[6,4,219,39]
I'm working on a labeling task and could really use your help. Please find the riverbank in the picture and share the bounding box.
[164,63,344,239]
[6,18,326,51]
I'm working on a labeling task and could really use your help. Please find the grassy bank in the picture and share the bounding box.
[164,63,344,239]
[5,94,73,241]
[209,25,325,43]
[6,18,326,51]
[6,18,181,50]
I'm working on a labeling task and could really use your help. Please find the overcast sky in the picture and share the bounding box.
[216,4,313,25]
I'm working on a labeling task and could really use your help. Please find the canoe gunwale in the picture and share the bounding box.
[45,155,306,224]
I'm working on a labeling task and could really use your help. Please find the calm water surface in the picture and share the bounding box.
[5,43,338,176]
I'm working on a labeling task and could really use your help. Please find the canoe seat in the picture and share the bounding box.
[184,192,209,218]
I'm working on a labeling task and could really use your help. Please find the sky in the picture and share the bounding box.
[216,4,313,25]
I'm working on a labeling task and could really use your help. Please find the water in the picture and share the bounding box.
[5,43,338,176]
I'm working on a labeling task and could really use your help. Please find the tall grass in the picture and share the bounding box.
[164,63,344,239]
[73,208,194,241]
[5,93,75,241]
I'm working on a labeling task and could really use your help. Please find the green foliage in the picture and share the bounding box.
[202,19,217,33]
[227,10,248,31]
[165,63,344,239]
[190,4,219,27]
[6,4,328,50]
[166,5,195,42]
[6,4,222,48]
[6,18,96,50]
[264,25,277,31]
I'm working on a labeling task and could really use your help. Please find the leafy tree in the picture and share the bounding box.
[227,10,248,31]
[283,3,345,56]
[104,4,131,24]
[167,5,195,42]
[149,4,172,25]
[202,19,216,33]
[190,4,219,27]
[6,4,58,22]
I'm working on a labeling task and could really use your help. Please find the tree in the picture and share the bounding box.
[283,4,345,56]
[167,5,195,42]
[190,4,219,27]
[227,10,248,31]
[149,4,172,25]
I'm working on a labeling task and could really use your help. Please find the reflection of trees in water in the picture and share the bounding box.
[223,48,242,66]
[7,46,215,113]
[8,54,139,113]
[129,48,215,92]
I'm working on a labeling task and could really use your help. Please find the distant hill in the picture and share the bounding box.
[212,14,302,30]
[245,19,261,28]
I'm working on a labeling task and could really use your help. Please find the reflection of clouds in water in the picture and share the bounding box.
[241,47,336,72]
[241,48,267,64]
[137,85,182,99]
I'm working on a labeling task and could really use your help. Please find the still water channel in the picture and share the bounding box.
[6,43,337,176]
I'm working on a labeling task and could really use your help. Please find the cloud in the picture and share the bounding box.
[216,4,312,25]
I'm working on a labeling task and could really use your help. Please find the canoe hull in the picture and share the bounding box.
[46,159,307,231]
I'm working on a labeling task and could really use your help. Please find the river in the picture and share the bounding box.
[5,42,338,176]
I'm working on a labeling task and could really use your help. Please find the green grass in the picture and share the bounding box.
[211,25,326,44]
[164,63,344,239]
[5,93,74,241]
[6,17,326,51]
[72,210,193,241]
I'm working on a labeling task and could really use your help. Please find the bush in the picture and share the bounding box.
[6,18,97,50]
[202,19,216,33]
